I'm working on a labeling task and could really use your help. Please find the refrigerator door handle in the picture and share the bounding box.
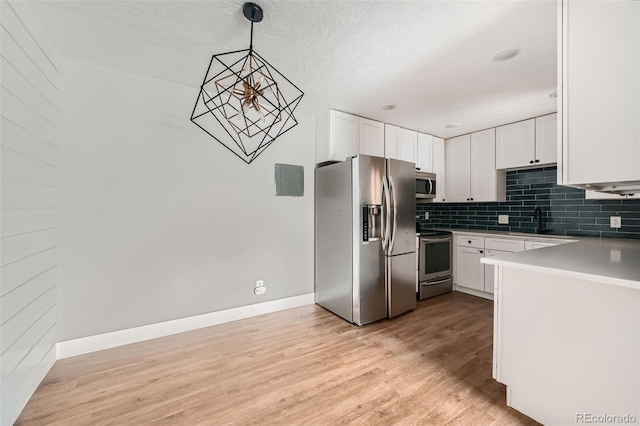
[389,176,398,253]
[381,175,388,250]
[382,175,392,251]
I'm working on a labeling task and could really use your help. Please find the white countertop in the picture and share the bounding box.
[482,239,640,289]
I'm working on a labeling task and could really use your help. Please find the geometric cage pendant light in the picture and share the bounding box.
[190,2,304,164]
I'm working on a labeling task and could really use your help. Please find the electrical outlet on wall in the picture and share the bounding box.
[498,215,509,224]
[610,216,622,229]
[424,212,429,220]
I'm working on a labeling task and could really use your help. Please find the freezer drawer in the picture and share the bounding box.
[387,252,417,318]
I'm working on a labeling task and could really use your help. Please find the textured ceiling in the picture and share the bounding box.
[27,0,557,138]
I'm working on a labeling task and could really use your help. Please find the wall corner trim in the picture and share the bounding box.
[56,293,315,359]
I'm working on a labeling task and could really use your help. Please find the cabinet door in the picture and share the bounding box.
[416,133,433,172]
[445,134,471,202]
[384,124,400,159]
[329,110,358,161]
[397,128,417,164]
[562,1,640,185]
[432,137,447,202]
[358,118,385,158]
[471,128,499,202]
[535,113,557,166]
[484,249,513,294]
[496,119,535,170]
[455,246,484,291]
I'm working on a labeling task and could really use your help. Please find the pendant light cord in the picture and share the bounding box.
[249,20,254,51]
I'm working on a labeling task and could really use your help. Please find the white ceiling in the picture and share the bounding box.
[27,0,558,138]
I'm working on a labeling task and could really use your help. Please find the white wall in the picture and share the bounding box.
[58,58,314,341]
[0,1,60,424]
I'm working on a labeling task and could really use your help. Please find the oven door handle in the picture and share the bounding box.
[421,277,453,286]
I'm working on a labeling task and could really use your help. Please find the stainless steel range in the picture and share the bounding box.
[418,231,453,300]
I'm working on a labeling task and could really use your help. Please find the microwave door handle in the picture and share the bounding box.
[426,179,432,195]
[389,176,397,253]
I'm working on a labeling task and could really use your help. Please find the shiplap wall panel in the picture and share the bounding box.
[0,304,56,383]
[0,1,59,423]
[1,328,56,409]
[0,2,59,87]
[1,87,58,145]
[0,27,58,107]
[0,1,61,66]
[0,248,56,296]
[1,208,57,237]
[1,147,58,185]
[1,117,58,165]
[2,57,58,125]
[1,267,57,325]
[0,178,58,208]
[0,286,55,354]
[1,228,57,267]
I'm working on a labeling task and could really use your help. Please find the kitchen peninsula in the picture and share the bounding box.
[483,239,640,425]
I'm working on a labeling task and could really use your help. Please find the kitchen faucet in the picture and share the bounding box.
[533,207,545,234]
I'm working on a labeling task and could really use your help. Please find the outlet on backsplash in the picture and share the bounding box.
[498,215,509,224]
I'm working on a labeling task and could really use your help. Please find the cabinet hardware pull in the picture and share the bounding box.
[468,240,472,244]
[535,159,540,163]
[529,160,534,164]
[479,250,484,254]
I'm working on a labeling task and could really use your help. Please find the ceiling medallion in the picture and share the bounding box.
[191,2,304,164]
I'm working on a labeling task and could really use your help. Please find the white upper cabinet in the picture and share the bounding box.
[496,119,535,169]
[433,137,447,202]
[416,133,433,172]
[384,124,400,160]
[445,134,472,202]
[315,110,384,163]
[558,0,640,191]
[471,128,504,202]
[397,128,417,164]
[535,113,557,166]
[446,130,506,203]
[385,125,417,164]
[328,110,358,161]
[358,117,385,158]
[496,114,557,170]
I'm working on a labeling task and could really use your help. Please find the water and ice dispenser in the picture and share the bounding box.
[362,204,383,242]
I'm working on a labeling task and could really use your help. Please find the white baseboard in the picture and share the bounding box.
[57,293,315,359]
[454,285,494,301]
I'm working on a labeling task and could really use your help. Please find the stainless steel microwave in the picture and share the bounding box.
[416,171,436,199]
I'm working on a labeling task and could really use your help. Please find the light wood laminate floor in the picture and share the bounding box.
[17,292,538,425]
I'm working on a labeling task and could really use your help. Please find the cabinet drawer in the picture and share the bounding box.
[456,235,484,249]
[485,238,525,252]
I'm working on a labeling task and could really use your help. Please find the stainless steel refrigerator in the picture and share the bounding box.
[315,155,416,326]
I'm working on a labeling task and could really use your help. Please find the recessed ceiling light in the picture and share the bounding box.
[381,104,397,111]
[549,91,558,98]
[445,123,461,129]
[491,48,521,62]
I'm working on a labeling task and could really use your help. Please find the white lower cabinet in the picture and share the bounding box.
[455,235,486,292]
[483,239,527,294]
[454,234,574,298]
[456,247,485,291]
